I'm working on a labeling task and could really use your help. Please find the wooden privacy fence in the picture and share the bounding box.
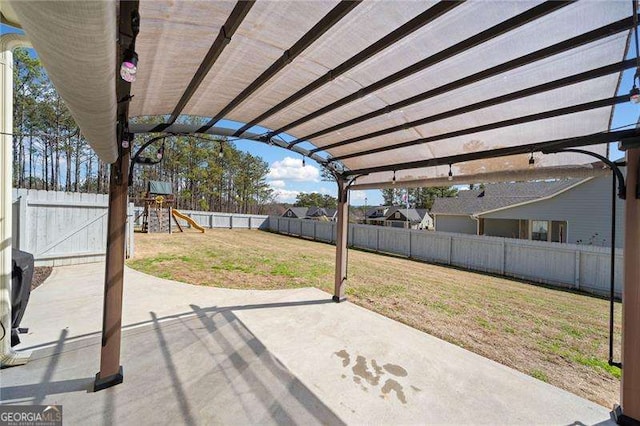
[268,216,623,298]
[132,207,269,230]
[11,189,135,266]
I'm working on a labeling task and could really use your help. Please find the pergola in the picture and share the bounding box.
[1,0,639,422]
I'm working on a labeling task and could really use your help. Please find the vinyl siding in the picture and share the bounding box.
[481,175,624,248]
[434,215,477,234]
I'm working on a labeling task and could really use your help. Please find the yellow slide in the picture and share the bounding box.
[172,209,205,233]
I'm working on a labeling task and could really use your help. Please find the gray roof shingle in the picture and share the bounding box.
[430,179,585,216]
[283,207,310,218]
[385,206,424,223]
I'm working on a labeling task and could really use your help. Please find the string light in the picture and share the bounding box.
[218,143,224,158]
[120,49,138,83]
[302,156,306,167]
[528,151,535,168]
[119,11,140,83]
[448,164,453,181]
[392,170,396,184]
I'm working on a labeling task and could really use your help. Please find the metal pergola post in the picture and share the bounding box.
[333,177,349,302]
[620,147,640,423]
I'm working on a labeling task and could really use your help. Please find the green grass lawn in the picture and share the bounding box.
[128,229,622,407]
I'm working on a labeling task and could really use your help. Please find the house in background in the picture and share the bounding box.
[281,206,337,221]
[307,206,337,221]
[282,207,310,219]
[383,206,433,230]
[364,206,390,226]
[430,175,624,248]
[364,205,433,229]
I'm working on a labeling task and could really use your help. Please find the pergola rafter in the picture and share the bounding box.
[328,94,631,163]
[264,0,575,143]
[194,0,363,133]
[228,0,464,137]
[304,59,636,155]
[155,0,256,131]
[342,128,640,177]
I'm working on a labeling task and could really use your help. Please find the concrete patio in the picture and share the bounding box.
[2,263,614,425]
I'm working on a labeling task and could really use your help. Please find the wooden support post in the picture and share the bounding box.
[620,147,640,423]
[94,146,130,391]
[333,178,349,302]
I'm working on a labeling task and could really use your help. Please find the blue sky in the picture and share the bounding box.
[4,23,638,207]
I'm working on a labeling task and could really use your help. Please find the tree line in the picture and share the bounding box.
[11,48,112,193]
[293,192,337,208]
[381,187,458,210]
[130,134,273,213]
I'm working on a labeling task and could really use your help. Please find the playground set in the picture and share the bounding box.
[137,180,204,233]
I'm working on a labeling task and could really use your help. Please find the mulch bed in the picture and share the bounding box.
[31,266,52,290]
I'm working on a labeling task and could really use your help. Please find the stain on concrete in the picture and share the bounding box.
[371,359,384,377]
[383,363,408,377]
[335,349,350,367]
[381,379,407,404]
[353,355,382,386]
[334,349,415,404]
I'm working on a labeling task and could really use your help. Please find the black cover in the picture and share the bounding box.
[11,249,34,347]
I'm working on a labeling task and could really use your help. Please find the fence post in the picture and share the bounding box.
[500,240,506,275]
[126,202,135,258]
[209,214,213,229]
[248,216,252,230]
[447,236,453,265]
[574,250,581,290]
[376,227,380,252]
[313,220,317,241]
[229,215,233,229]
[408,229,412,258]
[18,195,27,251]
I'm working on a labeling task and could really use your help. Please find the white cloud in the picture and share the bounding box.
[350,190,368,203]
[271,189,300,203]
[269,179,286,188]
[268,179,298,202]
[267,157,320,182]
[318,186,335,195]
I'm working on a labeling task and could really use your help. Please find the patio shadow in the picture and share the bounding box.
[190,303,345,425]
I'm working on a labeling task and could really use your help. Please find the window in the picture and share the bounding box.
[531,220,549,241]
[287,211,292,217]
[395,212,401,219]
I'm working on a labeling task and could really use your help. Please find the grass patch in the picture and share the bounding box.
[128,230,622,408]
[475,317,492,329]
[270,263,296,277]
[530,369,549,383]
[573,356,621,379]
